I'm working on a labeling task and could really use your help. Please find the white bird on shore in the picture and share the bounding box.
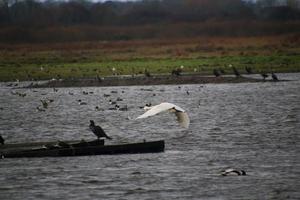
[136,102,190,128]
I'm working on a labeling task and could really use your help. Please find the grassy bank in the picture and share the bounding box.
[0,35,299,81]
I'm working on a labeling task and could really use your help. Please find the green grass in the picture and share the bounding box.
[0,54,299,81]
[0,36,300,81]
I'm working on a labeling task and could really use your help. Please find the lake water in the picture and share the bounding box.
[0,73,299,200]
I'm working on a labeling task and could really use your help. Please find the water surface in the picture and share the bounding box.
[0,73,299,199]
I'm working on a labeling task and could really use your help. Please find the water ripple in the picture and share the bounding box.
[0,73,299,199]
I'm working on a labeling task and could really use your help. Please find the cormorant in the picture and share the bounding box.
[89,120,112,140]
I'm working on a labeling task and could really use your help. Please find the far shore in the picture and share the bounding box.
[26,74,281,88]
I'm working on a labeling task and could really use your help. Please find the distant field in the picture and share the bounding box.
[0,34,299,81]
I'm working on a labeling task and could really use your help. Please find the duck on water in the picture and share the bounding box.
[89,120,112,140]
[221,168,246,176]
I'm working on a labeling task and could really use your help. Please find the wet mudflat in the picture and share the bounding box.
[0,73,299,200]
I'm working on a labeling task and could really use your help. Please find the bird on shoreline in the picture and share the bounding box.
[232,67,241,77]
[89,120,112,140]
[136,102,190,128]
[245,66,253,74]
[271,72,279,81]
[213,69,220,77]
[261,73,268,81]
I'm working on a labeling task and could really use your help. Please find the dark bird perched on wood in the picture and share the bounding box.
[89,120,112,140]
[271,72,279,81]
[0,135,4,145]
[261,73,268,80]
[245,66,253,74]
[221,168,246,176]
[213,69,221,77]
[232,67,241,77]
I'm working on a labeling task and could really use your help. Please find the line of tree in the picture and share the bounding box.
[0,0,299,43]
[1,0,300,27]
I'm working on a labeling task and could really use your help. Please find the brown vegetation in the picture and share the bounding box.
[0,0,300,43]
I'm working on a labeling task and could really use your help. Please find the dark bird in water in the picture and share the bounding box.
[109,99,117,105]
[221,168,246,176]
[40,100,48,109]
[139,103,151,109]
[95,106,103,111]
[108,104,120,110]
[245,66,253,74]
[213,69,220,77]
[89,120,112,140]
[261,73,268,80]
[271,72,279,81]
[0,135,4,145]
[119,105,128,111]
[232,67,241,77]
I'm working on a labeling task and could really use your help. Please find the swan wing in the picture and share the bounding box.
[136,103,174,119]
[175,111,190,128]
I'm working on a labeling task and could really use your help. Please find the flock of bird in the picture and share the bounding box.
[212,66,279,81]
[6,84,192,135]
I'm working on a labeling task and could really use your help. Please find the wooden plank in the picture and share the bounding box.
[1,140,165,158]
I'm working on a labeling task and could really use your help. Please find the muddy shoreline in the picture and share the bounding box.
[28,74,276,88]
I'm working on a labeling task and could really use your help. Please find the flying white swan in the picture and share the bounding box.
[136,102,190,128]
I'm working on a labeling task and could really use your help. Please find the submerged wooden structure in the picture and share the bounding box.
[0,140,165,158]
